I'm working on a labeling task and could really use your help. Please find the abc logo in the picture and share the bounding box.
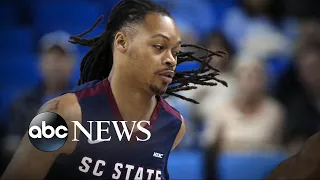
[28,112,68,152]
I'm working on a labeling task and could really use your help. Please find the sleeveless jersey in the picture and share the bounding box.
[45,78,182,180]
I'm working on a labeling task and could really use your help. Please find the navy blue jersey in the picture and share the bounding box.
[45,78,182,180]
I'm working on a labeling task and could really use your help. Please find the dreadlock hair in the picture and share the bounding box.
[69,0,228,104]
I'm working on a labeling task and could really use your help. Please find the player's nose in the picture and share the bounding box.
[163,53,177,68]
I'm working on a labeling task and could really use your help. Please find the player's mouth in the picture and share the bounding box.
[158,70,174,84]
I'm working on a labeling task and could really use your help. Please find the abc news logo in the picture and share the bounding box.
[28,112,151,152]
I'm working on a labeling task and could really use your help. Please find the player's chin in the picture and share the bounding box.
[149,83,167,95]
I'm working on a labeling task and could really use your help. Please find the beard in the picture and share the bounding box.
[149,83,167,95]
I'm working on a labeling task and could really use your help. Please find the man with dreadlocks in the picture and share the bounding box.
[2,0,227,179]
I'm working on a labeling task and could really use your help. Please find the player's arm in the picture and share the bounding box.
[171,115,186,151]
[266,133,320,179]
[1,93,81,180]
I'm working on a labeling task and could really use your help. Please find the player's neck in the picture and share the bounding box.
[108,74,157,122]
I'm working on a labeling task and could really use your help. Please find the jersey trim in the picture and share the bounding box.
[75,80,106,100]
[161,99,182,121]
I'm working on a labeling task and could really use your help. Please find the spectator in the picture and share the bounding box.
[222,0,293,59]
[274,34,320,154]
[196,31,235,114]
[2,31,77,160]
[180,31,234,109]
[202,55,285,152]
[168,32,233,149]
[282,0,320,19]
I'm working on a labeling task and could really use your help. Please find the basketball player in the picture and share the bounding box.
[1,0,227,179]
[266,133,320,179]
[266,38,320,179]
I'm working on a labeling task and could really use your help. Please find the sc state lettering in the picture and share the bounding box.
[78,157,106,177]
[112,162,162,180]
[78,157,162,179]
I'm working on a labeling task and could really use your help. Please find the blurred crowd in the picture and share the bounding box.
[1,0,320,179]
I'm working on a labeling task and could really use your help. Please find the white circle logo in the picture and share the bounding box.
[28,112,68,152]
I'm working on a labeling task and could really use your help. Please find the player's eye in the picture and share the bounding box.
[153,45,164,51]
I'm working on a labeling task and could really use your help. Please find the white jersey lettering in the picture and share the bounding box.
[112,163,123,179]
[78,157,162,179]
[79,156,92,173]
[146,169,155,180]
[134,167,144,180]
[93,160,106,176]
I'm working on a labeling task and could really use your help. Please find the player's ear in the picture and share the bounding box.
[114,32,128,53]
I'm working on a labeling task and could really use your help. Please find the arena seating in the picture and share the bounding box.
[217,151,287,179]
[0,3,20,26]
[0,27,35,54]
[168,150,287,179]
[0,1,288,179]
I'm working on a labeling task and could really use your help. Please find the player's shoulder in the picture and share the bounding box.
[68,80,103,93]
[34,93,81,155]
[62,80,106,98]
[160,97,183,121]
[37,93,81,123]
[300,132,320,159]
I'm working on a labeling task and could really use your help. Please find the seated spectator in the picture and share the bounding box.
[168,31,233,149]
[274,32,320,154]
[222,0,293,58]
[202,55,285,152]
[196,31,235,114]
[2,31,77,160]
